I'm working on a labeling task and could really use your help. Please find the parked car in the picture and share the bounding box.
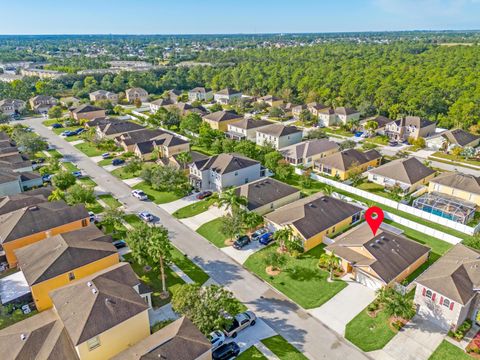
[74,128,85,135]
[259,232,274,245]
[212,342,240,360]
[388,140,398,146]
[223,311,256,338]
[112,240,127,249]
[61,130,75,137]
[52,123,63,129]
[208,330,226,350]
[42,174,53,182]
[138,211,154,222]
[72,171,83,178]
[31,157,45,165]
[132,189,148,201]
[196,191,213,200]
[251,228,268,241]
[233,235,251,250]
[101,152,110,159]
[88,211,97,223]
[112,158,125,166]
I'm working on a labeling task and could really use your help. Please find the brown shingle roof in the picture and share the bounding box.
[228,118,272,130]
[256,124,302,138]
[442,129,480,147]
[71,104,103,114]
[99,121,144,136]
[316,149,381,171]
[203,110,242,123]
[430,172,480,196]
[194,153,259,175]
[368,157,435,185]
[215,88,241,96]
[279,139,339,160]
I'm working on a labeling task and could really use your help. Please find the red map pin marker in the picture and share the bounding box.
[365,206,384,236]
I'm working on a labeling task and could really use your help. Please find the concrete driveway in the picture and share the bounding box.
[371,314,447,360]
[222,240,267,265]
[159,193,201,214]
[308,275,376,336]
[225,318,277,352]
[180,206,225,230]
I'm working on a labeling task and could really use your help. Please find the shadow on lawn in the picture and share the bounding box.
[190,257,243,286]
[285,266,319,282]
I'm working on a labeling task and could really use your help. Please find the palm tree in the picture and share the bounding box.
[176,151,192,170]
[48,188,65,202]
[242,211,263,233]
[322,184,335,196]
[273,227,293,252]
[318,251,341,281]
[383,290,415,320]
[364,120,378,136]
[216,187,248,213]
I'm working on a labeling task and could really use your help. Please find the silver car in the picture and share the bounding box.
[223,311,256,338]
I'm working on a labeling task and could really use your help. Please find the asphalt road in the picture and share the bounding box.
[23,117,371,360]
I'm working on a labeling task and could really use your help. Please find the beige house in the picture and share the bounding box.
[428,172,480,206]
[213,88,242,104]
[188,87,213,102]
[256,124,303,149]
[367,157,436,193]
[134,133,190,161]
[257,95,284,108]
[280,139,339,167]
[114,128,165,152]
[70,104,106,122]
[89,90,118,103]
[125,87,148,103]
[235,178,301,215]
[226,118,272,141]
[0,99,25,116]
[292,104,307,119]
[29,95,57,114]
[385,116,436,141]
[202,110,243,132]
[326,222,430,290]
[317,107,360,127]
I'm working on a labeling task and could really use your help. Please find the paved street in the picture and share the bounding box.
[23,117,371,360]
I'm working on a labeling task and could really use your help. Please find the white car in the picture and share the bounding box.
[138,211,154,222]
[132,189,148,201]
[208,330,225,350]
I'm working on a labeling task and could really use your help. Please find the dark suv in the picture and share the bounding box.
[212,342,240,360]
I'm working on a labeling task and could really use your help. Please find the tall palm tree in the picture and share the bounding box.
[216,187,248,213]
[176,151,192,170]
[242,211,263,233]
[273,227,293,252]
[318,251,341,281]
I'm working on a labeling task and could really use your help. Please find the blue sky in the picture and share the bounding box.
[1,0,480,34]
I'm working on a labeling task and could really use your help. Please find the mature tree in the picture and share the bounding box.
[211,138,223,154]
[48,188,65,202]
[197,123,224,150]
[101,207,125,234]
[299,109,314,124]
[176,151,192,169]
[141,164,189,195]
[318,251,341,281]
[123,158,143,174]
[40,156,60,175]
[275,160,294,180]
[12,129,46,155]
[220,212,244,241]
[48,105,63,119]
[221,138,236,153]
[171,284,243,334]
[234,140,258,159]
[217,187,247,213]
[242,211,263,233]
[52,171,76,190]
[339,140,356,151]
[273,227,294,253]
[380,287,416,320]
[364,120,378,136]
[180,113,202,134]
[300,169,313,188]
[269,106,284,118]
[0,113,10,124]
[264,151,283,171]
[209,103,223,112]
[128,224,173,296]
[305,128,328,140]
[265,252,286,273]
[65,184,95,206]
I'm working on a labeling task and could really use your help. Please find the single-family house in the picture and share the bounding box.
[385,116,436,142]
[317,107,360,127]
[280,139,340,167]
[202,110,243,132]
[0,187,51,216]
[70,104,106,122]
[235,178,301,215]
[314,149,382,181]
[15,225,119,311]
[265,193,363,251]
[360,115,393,136]
[134,133,190,161]
[334,107,361,125]
[226,118,273,141]
[292,104,307,119]
[165,102,207,116]
[415,244,480,331]
[189,87,214,102]
[307,102,329,117]
[0,201,90,267]
[60,96,81,108]
[125,87,148,103]
[114,128,165,152]
[428,172,480,206]
[326,222,430,290]
[168,151,209,170]
[213,88,242,104]
[0,99,25,116]
[257,95,284,108]
[426,129,480,151]
[89,90,118,103]
[189,153,262,192]
[149,98,173,113]
[113,317,211,360]
[166,89,182,103]
[0,168,43,196]
[96,121,144,139]
[29,95,57,114]
[367,157,436,193]
[256,124,303,149]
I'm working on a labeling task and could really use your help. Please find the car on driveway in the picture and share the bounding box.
[212,342,240,360]
[223,311,256,338]
[208,330,225,350]
[74,128,85,135]
[52,123,63,129]
[196,191,213,200]
[112,240,127,249]
[42,174,53,182]
[132,189,148,201]
[88,211,97,223]
[72,171,83,178]
[101,152,110,159]
[251,227,269,241]
[138,211,154,222]
[259,232,274,245]
[112,158,125,166]
[233,235,251,250]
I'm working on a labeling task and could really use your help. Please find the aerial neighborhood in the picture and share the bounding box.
[0,29,480,360]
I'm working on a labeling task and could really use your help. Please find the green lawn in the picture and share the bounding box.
[98,221,127,240]
[133,182,182,204]
[345,304,397,352]
[173,198,216,219]
[52,126,83,142]
[97,158,114,166]
[237,346,267,360]
[196,218,228,248]
[432,151,480,167]
[110,166,141,180]
[123,253,184,308]
[364,135,389,145]
[277,173,325,197]
[357,181,397,200]
[261,335,308,360]
[74,141,105,157]
[42,118,62,127]
[46,148,63,159]
[85,201,104,214]
[61,161,79,172]
[0,307,38,330]
[77,177,97,187]
[123,214,143,228]
[171,248,209,285]
[323,127,353,137]
[244,245,347,309]
[98,194,122,208]
[429,340,470,360]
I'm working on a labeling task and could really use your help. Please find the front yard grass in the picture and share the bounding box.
[261,335,308,360]
[98,194,122,209]
[196,218,228,248]
[173,198,216,219]
[123,253,184,308]
[171,248,209,285]
[61,161,79,172]
[431,151,480,168]
[123,214,143,228]
[74,141,105,157]
[429,340,470,360]
[237,346,267,360]
[46,148,63,158]
[97,158,114,166]
[132,182,182,204]
[244,245,347,309]
[77,177,97,187]
[110,166,141,179]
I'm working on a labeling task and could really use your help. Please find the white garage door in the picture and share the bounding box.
[356,271,383,291]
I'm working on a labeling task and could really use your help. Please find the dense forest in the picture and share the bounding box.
[1,34,480,131]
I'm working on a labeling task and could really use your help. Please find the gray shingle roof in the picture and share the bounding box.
[257,124,302,138]
[430,172,480,196]
[316,149,381,171]
[279,139,339,160]
[229,118,273,130]
[368,157,435,185]
[194,153,259,175]
[203,110,242,123]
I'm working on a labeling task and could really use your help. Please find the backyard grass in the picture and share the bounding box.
[61,161,79,172]
[123,253,184,308]
[345,304,397,352]
[133,182,182,204]
[196,218,228,248]
[110,166,141,180]
[173,198,216,219]
[244,245,347,309]
[261,335,308,360]
[98,194,122,208]
[171,248,210,285]
[429,340,470,360]
[77,177,97,187]
[123,214,143,228]
[74,141,105,157]
[0,307,38,330]
[323,127,353,137]
[357,181,397,200]
[237,346,267,360]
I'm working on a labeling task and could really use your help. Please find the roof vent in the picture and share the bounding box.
[20,334,27,341]
[87,282,93,287]
[105,298,116,305]
[91,288,97,294]
[27,205,38,211]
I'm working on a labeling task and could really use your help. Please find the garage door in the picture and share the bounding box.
[356,271,384,291]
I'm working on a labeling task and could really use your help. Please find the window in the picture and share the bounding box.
[82,219,88,227]
[87,336,101,351]
[426,290,433,299]
[68,272,75,281]
[234,171,238,176]
[443,298,450,308]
